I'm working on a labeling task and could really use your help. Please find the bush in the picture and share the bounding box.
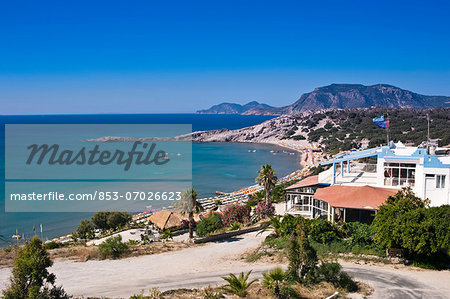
[314,262,358,292]
[98,235,128,259]
[43,241,63,250]
[75,219,94,240]
[221,204,251,226]
[245,196,260,208]
[255,200,275,220]
[230,221,241,231]
[221,271,257,297]
[196,212,224,237]
[309,219,338,244]
[338,222,374,246]
[181,219,197,230]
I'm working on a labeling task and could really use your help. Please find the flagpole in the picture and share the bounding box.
[386,112,389,145]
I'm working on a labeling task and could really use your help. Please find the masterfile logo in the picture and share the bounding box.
[4,124,192,212]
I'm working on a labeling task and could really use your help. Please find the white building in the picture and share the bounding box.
[286,141,450,223]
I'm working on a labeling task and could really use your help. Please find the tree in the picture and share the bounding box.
[91,211,110,230]
[372,187,429,250]
[90,211,131,231]
[256,164,278,205]
[221,270,257,297]
[175,188,204,239]
[287,228,318,283]
[2,236,69,299]
[106,211,131,230]
[75,219,94,240]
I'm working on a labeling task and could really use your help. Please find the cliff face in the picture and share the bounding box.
[190,114,301,142]
[196,84,450,115]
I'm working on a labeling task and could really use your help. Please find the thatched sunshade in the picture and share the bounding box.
[148,211,201,231]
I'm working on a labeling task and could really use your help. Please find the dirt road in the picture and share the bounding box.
[1,231,449,298]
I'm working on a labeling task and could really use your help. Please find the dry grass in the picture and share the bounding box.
[291,281,338,298]
[49,241,194,262]
[353,281,374,298]
[0,247,17,268]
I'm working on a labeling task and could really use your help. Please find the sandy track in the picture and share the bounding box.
[1,231,449,299]
[0,231,273,298]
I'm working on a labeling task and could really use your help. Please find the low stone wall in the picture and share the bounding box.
[193,225,264,244]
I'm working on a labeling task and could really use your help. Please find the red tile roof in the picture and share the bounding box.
[285,175,319,190]
[313,185,399,210]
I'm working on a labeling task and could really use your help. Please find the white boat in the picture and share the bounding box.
[11,234,21,239]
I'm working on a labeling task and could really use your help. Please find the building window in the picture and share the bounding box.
[436,175,446,188]
[383,162,416,187]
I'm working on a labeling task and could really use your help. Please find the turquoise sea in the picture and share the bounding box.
[0,114,300,244]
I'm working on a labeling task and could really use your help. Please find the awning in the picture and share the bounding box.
[313,185,398,210]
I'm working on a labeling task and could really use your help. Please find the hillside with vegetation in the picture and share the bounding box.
[294,107,450,154]
[190,107,449,154]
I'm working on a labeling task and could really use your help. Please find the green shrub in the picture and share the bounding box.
[230,221,241,231]
[196,212,224,237]
[339,222,374,246]
[221,271,257,297]
[160,230,173,240]
[245,196,260,208]
[309,219,338,244]
[98,235,128,259]
[43,241,63,250]
[315,262,358,292]
[263,267,287,298]
[338,271,358,292]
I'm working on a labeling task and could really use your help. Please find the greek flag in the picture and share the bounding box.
[372,115,384,122]
[375,120,389,128]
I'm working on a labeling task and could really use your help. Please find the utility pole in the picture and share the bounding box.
[427,113,430,142]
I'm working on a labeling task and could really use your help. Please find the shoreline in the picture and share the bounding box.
[4,140,310,245]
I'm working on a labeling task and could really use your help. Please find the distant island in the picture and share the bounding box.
[197,84,450,115]
[196,101,281,115]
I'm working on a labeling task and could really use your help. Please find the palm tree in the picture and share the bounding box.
[256,164,278,205]
[176,187,204,239]
[263,267,287,298]
[221,270,258,297]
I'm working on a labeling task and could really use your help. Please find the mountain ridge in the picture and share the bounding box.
[196,84,450,115]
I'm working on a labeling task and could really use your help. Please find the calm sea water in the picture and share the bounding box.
[0,114,299,243]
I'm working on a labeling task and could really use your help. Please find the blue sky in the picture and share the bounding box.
[1,0,449,114]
